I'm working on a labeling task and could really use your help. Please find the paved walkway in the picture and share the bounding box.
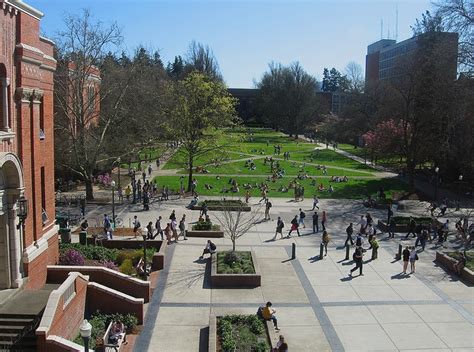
[115,196,474,352]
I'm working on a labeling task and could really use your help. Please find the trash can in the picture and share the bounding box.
[59,228,71,244]
[79,231,87,245]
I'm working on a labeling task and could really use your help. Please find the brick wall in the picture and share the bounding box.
[86,282,144,324]
[24,233,59,289]
[47,266,151,302]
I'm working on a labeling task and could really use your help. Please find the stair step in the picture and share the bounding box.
[0,313,37,320]
[0,317,34,326]
[0,332,17,341]
[0,325,25,333]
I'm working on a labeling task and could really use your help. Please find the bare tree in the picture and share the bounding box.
[345,61,365,92]
[214,201,263,252]
[185,41,223,82]
[54,10,135,199]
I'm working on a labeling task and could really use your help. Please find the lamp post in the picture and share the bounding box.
[16,196,28,267]
[142,233,148,277]
[117,157,121,192]
[79,319,92,352]
[434,167,440,201]
[111,180,116,227]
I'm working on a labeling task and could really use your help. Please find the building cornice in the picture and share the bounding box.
[4,0,43,20]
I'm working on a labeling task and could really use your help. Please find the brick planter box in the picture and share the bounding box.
[187,230,224,238]
[377,219,441,233]
[435,251,474,285]
[208,314,273,352]
[73,227,136,236]
[210,251,261,288]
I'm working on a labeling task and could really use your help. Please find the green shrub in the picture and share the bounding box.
[192,221,221,231]
[217,251,255,274]
[59,243,118,262]
[119,259,134,276]
[218,315,269,352]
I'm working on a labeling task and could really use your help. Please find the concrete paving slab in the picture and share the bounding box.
[155,306,210,326]
[324,305,377,325]
[390,284,442,301]
[381,322,448,350]
[274,307,319,326]
[429,322,474,348]
[261,282,309,304]
[333,323,397,351]
[411,304,469,323]
[211,287,264,304]
[352,285,403,302]
[148,325,205,351]
[280,325,331,352]
[313,285,362,303]
[368,305,423,324]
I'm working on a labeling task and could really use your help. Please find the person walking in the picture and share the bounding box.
[322,230,331,256]
[388,217,396,239]
[349,247,364,276]
[298,208,306,228]
[357,215,367,235]
[179,214,188,240]
[405,217,417,239]
[265,200,272,220]
[146,221,154,240]
[312,195,320,210]
[312,212,319,233]
[409,246,418,273]
[132,215,141,239]
[402,246,410,274]
[274,217,285,240]
[288,215,300,237]
[171,217,179,242]
[387,205,393,224]
[155,216,163,240]
[321,211,327,231]
[345,223,354,246]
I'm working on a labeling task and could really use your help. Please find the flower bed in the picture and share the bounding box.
[59,243,157,279]
[215,315,270,352]
[72,227,136,236]
[211,251,261,287]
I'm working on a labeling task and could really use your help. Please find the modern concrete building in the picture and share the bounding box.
[365,32,458,86]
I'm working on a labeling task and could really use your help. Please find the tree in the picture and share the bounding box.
[166,55,185,80]
[165,72,237,191]
[344,61,365,93]
[256,62,323,136]
[54,9,128,200]
[214,201,263,252]
[434,0,473,74]
[184,41,223,82]
[362,119,404,161]
[321,67,350,92]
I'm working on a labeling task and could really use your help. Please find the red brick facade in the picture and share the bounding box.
[0,0,58,290]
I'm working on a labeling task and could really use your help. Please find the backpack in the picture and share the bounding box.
[291,218,297,225]
[300,212,306,219]
[209,242,216,251]
[267,202,272,208]
[356,236,362,247]
[256,306,264,319]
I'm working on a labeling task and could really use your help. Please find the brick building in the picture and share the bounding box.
[0,0,58,290]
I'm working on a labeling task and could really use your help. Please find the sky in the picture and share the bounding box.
[28,0,433,88]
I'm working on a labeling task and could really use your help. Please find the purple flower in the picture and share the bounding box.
[59,249,85,266]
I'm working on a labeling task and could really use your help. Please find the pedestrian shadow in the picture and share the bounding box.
[308,256,322,263]
[341,260,354,266]
[340,276,353,282]
[390,273,411,280]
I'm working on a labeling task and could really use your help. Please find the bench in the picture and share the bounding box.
[264,319,280,348]
[102,321,126,352]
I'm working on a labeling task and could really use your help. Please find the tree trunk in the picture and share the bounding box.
[187,155,194,192]
[232,238,236,252]
[85,177,94,201]
[406,161,416,192]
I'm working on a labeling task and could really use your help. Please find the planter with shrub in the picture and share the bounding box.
[211,251,261,287]
[377,216,440,233]
[192,200,251,212]
[187,222,224,238]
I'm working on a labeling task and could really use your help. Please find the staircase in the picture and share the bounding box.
[0,313,39,351]
[0,284,59,351]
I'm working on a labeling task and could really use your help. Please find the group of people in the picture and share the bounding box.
[273,208,328,240]
[131,210,188,244]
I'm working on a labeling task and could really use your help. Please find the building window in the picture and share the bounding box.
[39,97,45,140]
[41,167,47,225]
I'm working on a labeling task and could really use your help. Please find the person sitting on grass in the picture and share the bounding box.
[318,183,325,192]
[199,240,217,260]
[262,301,280,331]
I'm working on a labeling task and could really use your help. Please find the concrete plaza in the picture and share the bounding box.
[84,196,473,352]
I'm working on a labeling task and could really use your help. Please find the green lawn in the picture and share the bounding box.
[154,175,409,199]
[121,145,166,169]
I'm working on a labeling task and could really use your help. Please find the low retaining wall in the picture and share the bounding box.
[191,205,251,212]
[86,282,144,324]
[377,220,441,233]
[435,251,474,284]
[187,230,224,238]
[36,272,89,352]
[152,239,167,270]
[210,251,261,288]
[47,266,151,302]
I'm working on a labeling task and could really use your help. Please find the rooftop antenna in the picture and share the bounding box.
[380,19,383,39]
[395,4,399,41]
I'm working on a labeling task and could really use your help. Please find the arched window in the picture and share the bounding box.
[0,64,10,131]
